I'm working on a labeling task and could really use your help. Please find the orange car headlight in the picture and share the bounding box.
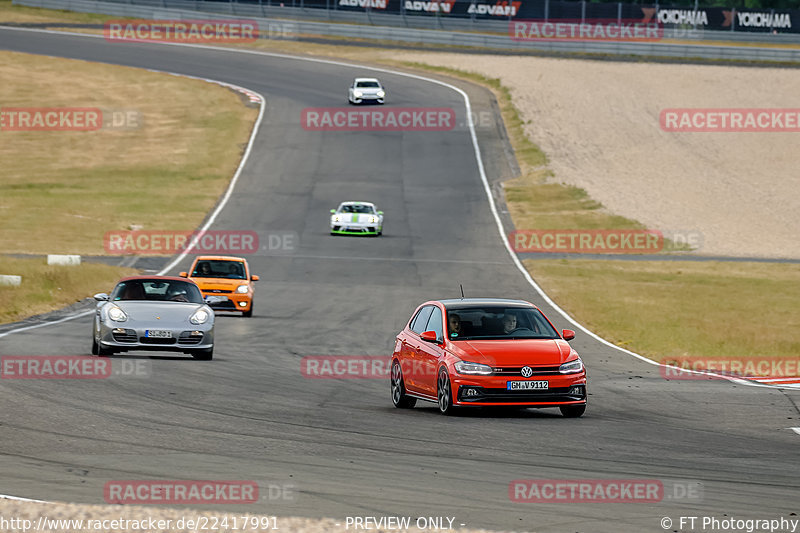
[236,285,249,294]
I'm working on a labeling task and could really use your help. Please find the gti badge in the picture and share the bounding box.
[521,366,533,377]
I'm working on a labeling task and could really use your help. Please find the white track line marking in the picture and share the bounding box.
[0,26,794,394]
[0,494,47,502]
[0,310,94,338]
[0,40,265,339]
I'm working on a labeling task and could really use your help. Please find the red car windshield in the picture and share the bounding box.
[446,307,560,340]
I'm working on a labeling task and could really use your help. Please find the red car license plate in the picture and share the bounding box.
[507,380,548,390]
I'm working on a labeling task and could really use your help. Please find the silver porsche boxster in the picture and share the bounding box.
[91,276,217,360]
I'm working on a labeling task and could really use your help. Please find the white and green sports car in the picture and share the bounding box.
[330,201,384,236]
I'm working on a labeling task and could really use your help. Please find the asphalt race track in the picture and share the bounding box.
[0,28,798,533]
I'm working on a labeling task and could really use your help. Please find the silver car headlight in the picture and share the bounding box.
[190,309,210,325]
[377,90,385,97]
[454,361,493,375]
[107,306,127,322]
[236,284,249,294]
[354,90,363,97]
[559,357,584,374]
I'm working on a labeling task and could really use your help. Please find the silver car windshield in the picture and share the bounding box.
[356,81,380,88]
[112,280,204,304]
[445,307,560,340]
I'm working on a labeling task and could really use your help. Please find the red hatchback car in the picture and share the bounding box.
[391,298,587,416]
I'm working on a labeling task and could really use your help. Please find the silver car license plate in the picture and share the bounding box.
[145,330,172,338]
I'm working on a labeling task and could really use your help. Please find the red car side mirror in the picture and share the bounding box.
[178,271,188,278]
[420,330,441,344]
[562,329,575,341]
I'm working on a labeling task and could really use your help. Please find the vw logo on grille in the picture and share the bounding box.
[521,366,533,378]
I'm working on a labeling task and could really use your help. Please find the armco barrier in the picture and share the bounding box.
[20,0,800,44]
[10,0,800,62]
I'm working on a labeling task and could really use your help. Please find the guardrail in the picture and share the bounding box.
[11,0,800,62]
[20,0,800,44]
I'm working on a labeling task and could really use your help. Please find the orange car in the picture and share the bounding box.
[180,256,259,317]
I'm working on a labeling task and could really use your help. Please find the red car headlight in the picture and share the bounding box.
[559,357,584,374]
[454,361,493,375]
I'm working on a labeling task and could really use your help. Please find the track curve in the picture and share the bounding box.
[0,28,798,533]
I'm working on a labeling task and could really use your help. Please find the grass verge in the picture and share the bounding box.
[526,259,800,364]
[0,257,138,324]
[0,26,256,323]
[0,50,257,255]
[0,0,112,23]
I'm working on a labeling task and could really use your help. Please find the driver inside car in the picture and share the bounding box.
[448,312,462,337]
[501,312,518,334]
[120,282,145,301]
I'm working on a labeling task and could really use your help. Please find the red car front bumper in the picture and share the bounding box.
[451,373,587,407]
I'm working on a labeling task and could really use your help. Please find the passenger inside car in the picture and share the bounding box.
[119,282,145,301]
[227,263,245,279]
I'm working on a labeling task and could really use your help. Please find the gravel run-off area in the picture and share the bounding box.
[0,499,508,533]
[383,52,800,259]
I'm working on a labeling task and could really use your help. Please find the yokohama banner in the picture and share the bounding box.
[308,0,799,32]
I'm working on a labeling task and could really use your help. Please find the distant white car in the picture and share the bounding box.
[348,78,385,105]
[330,202,384,236]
